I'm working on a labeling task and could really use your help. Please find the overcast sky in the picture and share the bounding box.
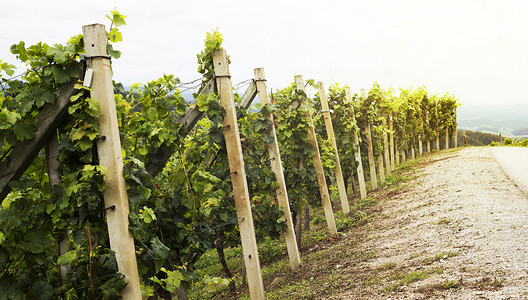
[2,0,528,106]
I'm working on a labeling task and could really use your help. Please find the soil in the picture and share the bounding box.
[327,146,528,299]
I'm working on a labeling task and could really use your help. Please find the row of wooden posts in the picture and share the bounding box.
[0,24,458,299]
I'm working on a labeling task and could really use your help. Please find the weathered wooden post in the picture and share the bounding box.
[254,68,301,272]
[378,155,385,183]
[345,87,367,199]
[383,132,391,175]
[212,49,265,299]
[295,75,337,236]
[454,107,458,148]
[395,139,400,166]
[445,127,449,149]
[361,89,377,190]
[83,24,141,299]
[418,135,423,156]
[389,112,395,171]
[318,81,350,214]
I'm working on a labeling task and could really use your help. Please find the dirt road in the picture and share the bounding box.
[335,147,528,299]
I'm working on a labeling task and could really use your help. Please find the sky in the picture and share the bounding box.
[2,0,528,106]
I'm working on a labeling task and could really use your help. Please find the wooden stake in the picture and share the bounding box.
[454,107,458,148]
[317,81,350,214]
[445,127,449,149]
[418,135,423,156]
[213,49,265,299]
[383,132,391,175]
[294,75,337,236]
[436,127,440,151]
[378,155,385,182]
[389,112,395,171]
[395,139,400,166]
[345,87,367,199]
[254,68,301,272]
[401,149,406,163]
[361,89,377,190]
[411,144,415,160]
[83,24,141,299]
[427,139,431,153]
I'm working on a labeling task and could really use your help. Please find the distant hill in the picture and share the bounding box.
[457,129,500,146]
[457,104,528,138]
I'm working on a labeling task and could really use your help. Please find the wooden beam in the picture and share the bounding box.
[254,67,301,272]
[238,81,257,110]
[295,75,337,236]
[213,49,265,299]
[317,81,349,214]
[83,23,141,299]
[0,81,78,201]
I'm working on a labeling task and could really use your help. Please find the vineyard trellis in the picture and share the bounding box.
[0,12,459,300]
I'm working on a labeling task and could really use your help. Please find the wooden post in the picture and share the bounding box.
[254,68,301,272]
[378,155,385,182]
[294,75,337,236]
[401,149,406,163]
[317,81,350,214]
[361,89,377,190]
[411,144,415,160]
[383,132,391,175]
[395,139,400,166]
[389,112,395,171]
[427,139,431,153]
[454,107,458,148]
[436,127,440,151]
[345,87,367,199]
[445,127,449,149]
[213,50,265,299]
[425,107,431,153]
[83,24,141,299]
[418,135,423,156]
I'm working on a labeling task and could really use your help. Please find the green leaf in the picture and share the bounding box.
[107,44,121,59]
[164,269,184,292]
[107,10,127,27]
[13,122,34,141]
[46,44,69,64]
[151,237,169,260]
[57,250,77,266]
[22,230,51,253]
[147,107,158,121]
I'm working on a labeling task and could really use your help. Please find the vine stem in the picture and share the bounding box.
[86,220,96,299]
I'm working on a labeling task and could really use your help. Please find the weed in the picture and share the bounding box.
[434,250,459,261]
[475,276,504,289]
[384,282,400,292]
[359,197,377,208]
[376,262,396,271]
[439,279,461,290]
[312,215,325,226]
[403,270,428,284]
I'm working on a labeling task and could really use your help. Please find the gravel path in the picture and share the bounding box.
[336,147,528,299]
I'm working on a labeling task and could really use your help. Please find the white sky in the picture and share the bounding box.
[2,0,528,106]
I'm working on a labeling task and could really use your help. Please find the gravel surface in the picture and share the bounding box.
[335,147,528,299]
